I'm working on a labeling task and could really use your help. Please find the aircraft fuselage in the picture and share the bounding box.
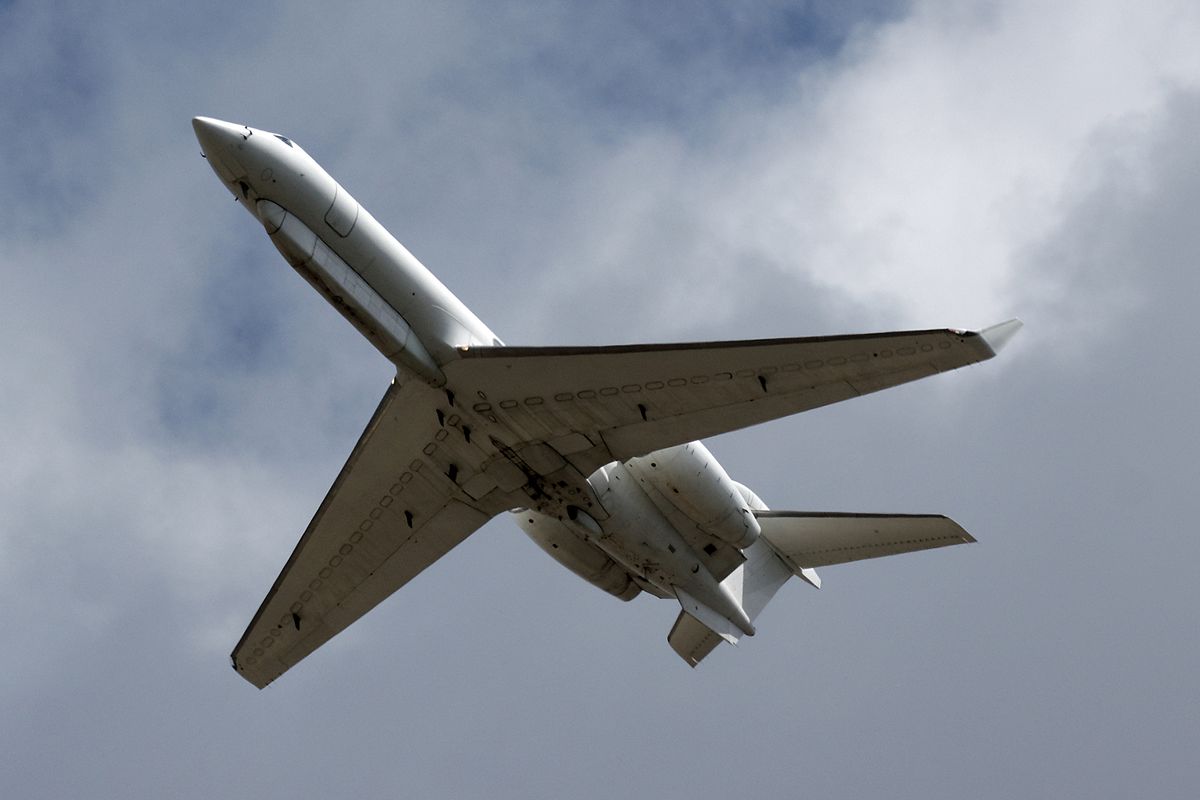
[193,117,756,637]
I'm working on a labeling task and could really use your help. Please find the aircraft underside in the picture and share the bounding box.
[192,116,1018,688]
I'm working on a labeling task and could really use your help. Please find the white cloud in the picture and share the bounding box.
[513,0,1200,342]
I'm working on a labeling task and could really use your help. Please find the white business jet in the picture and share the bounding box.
[193,117,1020,689]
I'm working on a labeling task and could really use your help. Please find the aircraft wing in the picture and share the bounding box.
[447,321,1019,477]
[231,380,515,689]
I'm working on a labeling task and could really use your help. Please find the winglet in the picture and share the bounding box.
[799,566,822,589]
[980,318,1023,354]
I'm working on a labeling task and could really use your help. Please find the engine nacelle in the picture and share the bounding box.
[513,510,640,601]
[625,441,760,549]
[733,481,769,512]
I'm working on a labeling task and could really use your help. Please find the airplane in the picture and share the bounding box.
[193,116,1020,689]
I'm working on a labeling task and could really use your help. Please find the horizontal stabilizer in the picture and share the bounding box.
[668,611,726,667]
[756,512,975,571]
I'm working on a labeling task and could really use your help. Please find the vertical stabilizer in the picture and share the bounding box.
[725,537,794,620]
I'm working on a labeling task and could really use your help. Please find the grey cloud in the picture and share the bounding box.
[3,1,1200,798]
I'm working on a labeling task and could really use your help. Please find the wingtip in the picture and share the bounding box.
[799,566,822,590]
[980,318,1023,354]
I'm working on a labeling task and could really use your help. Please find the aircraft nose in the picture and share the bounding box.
[193,116,251,186]
[192,116,247,154]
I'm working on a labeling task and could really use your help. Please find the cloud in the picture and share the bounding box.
[536,0,1200,340]
[4,2,1200,796]
[330,0,1200,354]
[4,0,1197,685]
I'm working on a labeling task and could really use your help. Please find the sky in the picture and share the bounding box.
[2,0,1199,796]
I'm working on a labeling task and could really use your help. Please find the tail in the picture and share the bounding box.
[667,508,976,667]
[668,536,799,667]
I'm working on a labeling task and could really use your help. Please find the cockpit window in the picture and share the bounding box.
[274,134,294,147]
